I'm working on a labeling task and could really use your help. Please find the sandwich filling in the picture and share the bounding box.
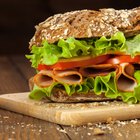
[26,32,140,103]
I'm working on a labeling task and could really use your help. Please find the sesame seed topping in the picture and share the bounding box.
[64,28,69,35]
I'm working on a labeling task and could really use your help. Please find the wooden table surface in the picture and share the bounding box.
[1,55,140,140]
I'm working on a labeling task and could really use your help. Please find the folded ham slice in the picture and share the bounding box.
[79,63,137,92]
[79,64,119,77]
[116,63,137,92]
[33,70,54,88]
[53,69,82,85]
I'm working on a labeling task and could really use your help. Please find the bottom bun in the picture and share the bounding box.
[49,93,113,103]
[49,88,115,102]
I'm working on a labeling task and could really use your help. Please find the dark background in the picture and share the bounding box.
[1,0,140,54]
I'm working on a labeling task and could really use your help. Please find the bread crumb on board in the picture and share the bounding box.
[93,128,105,135]
[56,127,67,133]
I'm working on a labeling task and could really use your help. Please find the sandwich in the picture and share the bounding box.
[26,7,140,103]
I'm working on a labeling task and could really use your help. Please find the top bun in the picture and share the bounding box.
[29,7,140,48]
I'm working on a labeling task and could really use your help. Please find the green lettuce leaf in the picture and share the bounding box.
[26,41,61,68]
[29,85,46,100]
[93,72,120,98]
[134,70,140,102]
[134,70,140,83]
[94,32,126,55]
[58,38,91,57]
[27,32,140,68]
[94,76,108,95]
[46,82,71,96]
[84,77,94,89]
[119,92,137,104]
[134,84,140,102]
[126,34,140,57]
[26,46,42,68]
[76,84,89,94]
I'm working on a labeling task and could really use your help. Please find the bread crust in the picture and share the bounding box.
[29,7,140,48]
[49,91,114,103]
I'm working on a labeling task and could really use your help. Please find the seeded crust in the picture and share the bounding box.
[29,7,140,48]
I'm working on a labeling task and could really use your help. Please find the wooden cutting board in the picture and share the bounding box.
[0,92,140,125]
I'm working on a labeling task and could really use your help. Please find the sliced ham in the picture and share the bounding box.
[79,64,119,77]
[33,70,54,88]
[53,69,82,85]
[79,63,137,92]
[117,63,137,92]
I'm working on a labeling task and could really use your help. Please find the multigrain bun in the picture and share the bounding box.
[29,7,140,48]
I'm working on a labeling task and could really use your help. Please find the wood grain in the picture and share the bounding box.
[0,56,27,93]
[63,121,140,140]
[9,55,36,80]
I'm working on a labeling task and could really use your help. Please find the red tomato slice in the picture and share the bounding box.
[106,55,140,64]
[38,55,110,70]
